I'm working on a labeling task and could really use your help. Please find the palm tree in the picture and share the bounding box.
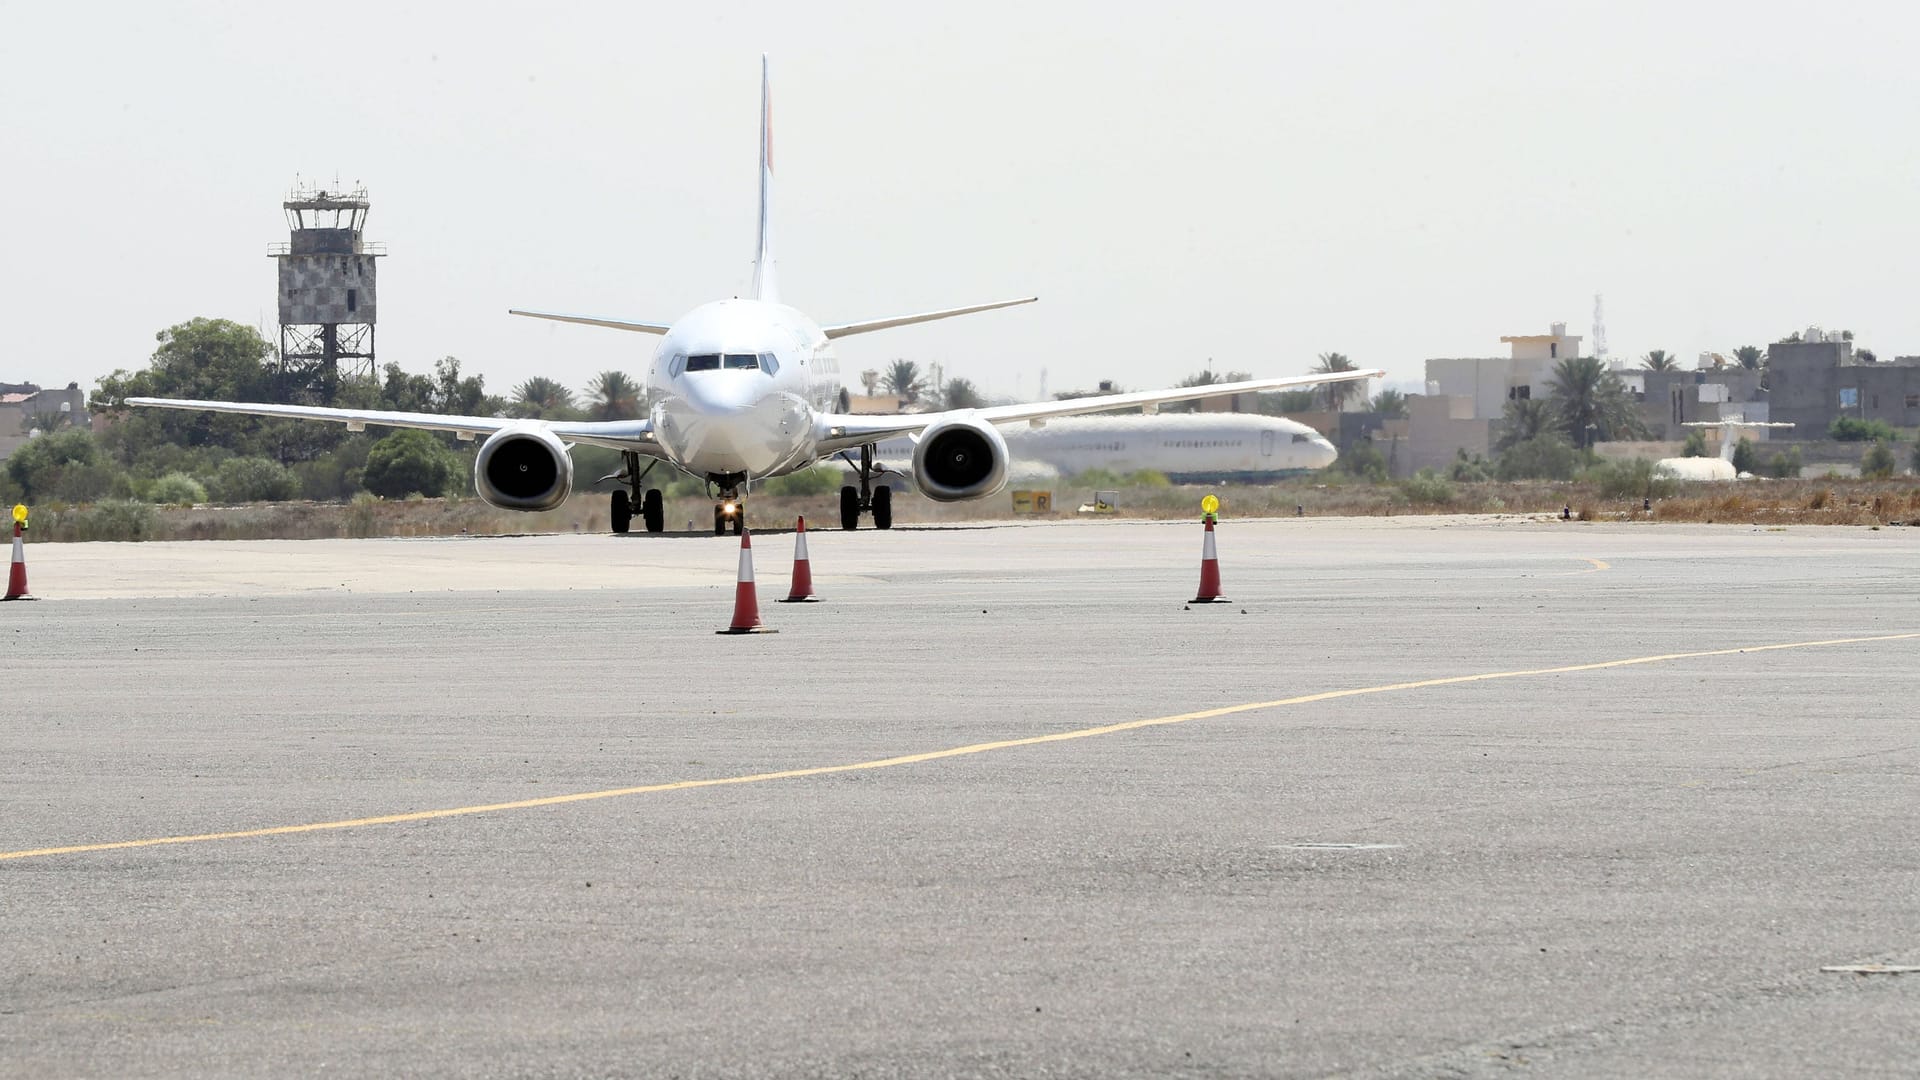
[1313,352,1360,412]
[585,370,640,420]
[1732,345,1764,370]
[859,370,881,396]
[1369,388,1408,418]
[1550,356,1648,447]
[512,376,576,419]
[1643,349,1679,372]
[1494,397,1559,452]
[883,360,925,404]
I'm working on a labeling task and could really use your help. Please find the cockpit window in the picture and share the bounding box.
[685,354,721,372]
[1291,433,1311,443]
[723,353,759,370]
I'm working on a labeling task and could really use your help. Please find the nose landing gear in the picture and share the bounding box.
[714,496,744,536]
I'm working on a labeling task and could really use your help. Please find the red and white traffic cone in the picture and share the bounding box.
[717,528,776,634]
[1191,517,1227,604]
[779,515,818,603]
[4,518,31,602]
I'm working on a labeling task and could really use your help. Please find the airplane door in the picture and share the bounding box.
[1261,430,1275,457]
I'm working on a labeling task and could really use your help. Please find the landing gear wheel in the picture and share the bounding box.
[732,506,745,535]
[714,505,726,536]
[610,490,632,534]
[872,484,893,530]
[840,485,860,531]
[642,489,664,534]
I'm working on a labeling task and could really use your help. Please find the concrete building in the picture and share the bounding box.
[1632,368,1769,440]
[0,382,90,464]
[1769,331,1920,435]
[1426,322,1583,420]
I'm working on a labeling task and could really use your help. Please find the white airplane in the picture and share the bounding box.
[1656,418,1795,481]
[861,412,1339,486]
[130,58,1380,535]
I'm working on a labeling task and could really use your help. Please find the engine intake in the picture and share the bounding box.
[474,426,574,511]
[911,417,1009,502]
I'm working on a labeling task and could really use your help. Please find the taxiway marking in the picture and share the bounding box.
[4,630,1914,863]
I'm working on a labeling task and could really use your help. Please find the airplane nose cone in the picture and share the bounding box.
[1313,440,1338,469]
[654,382,809,476]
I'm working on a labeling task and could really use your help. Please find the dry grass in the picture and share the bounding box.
[22,477,1920,542]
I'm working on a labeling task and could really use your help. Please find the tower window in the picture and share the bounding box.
[347,289,358,313]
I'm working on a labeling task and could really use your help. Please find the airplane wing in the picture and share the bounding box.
[123,398,668,455]
[508,309,674,335]
[820,297,1038,340]
[810,369,1384,456]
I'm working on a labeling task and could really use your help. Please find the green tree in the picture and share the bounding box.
[940,377,985,410]
[1255,389,1319,415]
[1163,367,1251,413]
[1494,397,1559,452]
[1681,429,1708,457]
[1861,442,1897,479]
[431,357,502,416]
[1313,352,1361,412]
[1730,437,1759,475]
[1732,345,1764,370]
[1335,439,1387,482]
[92,318,317,463]
[883,360,926,404]
[1496,434,1585,480]
[1550,356,1649,447]
[1857,348,1878,363]
[6,428,115,502]
[362,429,459,498]
[586,370,641,420]
[511,377,577,420]
[1369,388,1408,417]
[1642,350,1679,371]
[1830,417,1898,442]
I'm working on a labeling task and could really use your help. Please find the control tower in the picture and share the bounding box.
[272,181,384,398]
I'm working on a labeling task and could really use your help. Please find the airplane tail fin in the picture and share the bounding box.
[751,55,778,303]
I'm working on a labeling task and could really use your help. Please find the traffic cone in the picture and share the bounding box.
[1191,517,1227,603]
[4,519,31,602]
[717,528,776,634]
[779,515,818,602]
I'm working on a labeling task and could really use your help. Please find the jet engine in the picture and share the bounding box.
[473,426,574,511]
[911,417,1009,502]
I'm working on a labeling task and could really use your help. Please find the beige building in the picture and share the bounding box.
[1424,323,1583,420]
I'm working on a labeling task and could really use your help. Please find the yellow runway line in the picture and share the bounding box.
[4,631,1914,863]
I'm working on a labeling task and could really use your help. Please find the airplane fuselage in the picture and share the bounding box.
[641,299,842,482]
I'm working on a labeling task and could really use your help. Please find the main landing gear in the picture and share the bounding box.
[839,443,893,531]
[608,452,665,535]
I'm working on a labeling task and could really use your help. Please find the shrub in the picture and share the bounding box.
[1830,417,1898,442]
[1861,442,1897,479]
[1765,448,1803,479]
[763,465,841,496]
[210,456,301,502]
[346,491,380,538]
[1911,443,1920,476]
[1125,469,1172,487]
[1399,469,1455,505]
[362,429,458,498]
[1069,468,1125,488]
[1335,441,1388,483]
[146,472,207,506]
[1680,429,1708,457]
[1447,448,1491,482]
[63,499,156,542]
[1589,458,1675,500]
[1496,435,1585,481]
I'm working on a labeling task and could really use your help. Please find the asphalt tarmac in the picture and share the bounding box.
[4,517,1917,1078]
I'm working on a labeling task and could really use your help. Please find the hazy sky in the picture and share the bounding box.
[5,1,1917,402]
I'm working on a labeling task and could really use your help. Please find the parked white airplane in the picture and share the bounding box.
[130,58,1380,535]
[862,412,1339,486]
[1656,418,1795,481]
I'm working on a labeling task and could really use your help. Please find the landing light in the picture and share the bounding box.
[723,502,738,514]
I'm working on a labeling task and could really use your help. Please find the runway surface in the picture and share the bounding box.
[4,517,1917,1078]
